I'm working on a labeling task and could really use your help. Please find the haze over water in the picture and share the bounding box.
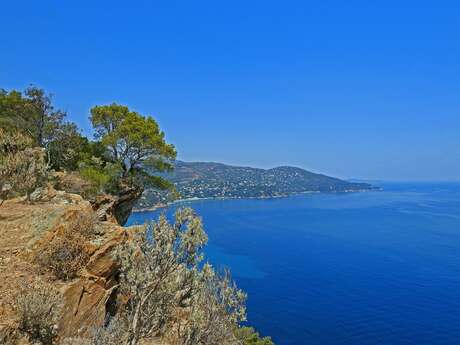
[128,183,460,345]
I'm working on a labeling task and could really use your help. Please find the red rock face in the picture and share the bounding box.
[0,189,142,341]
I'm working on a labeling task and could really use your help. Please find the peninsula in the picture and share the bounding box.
[136,161,374,209]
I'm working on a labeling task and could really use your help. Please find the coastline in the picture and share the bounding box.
[132,188,380,213]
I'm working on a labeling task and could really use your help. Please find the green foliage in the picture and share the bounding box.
[0,86,88,171]
[0,86,65,147]
[77,156,124,197]
[79,166,110,193]
[1,87,177,203]
[90,103,176,191]
[0,89,33,135]
[47,122,87,171]
[235,327,274,345]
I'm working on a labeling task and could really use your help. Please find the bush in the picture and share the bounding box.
[0,128,49,201]
[235,327,274,345]
[166,266,247,345]
[15,281,62,345]
[116,208,248,345]
[69,211,97,238]
[34,212,95,280]
[79,166,111,196]
[77,158,124,198]
[90,317,129,345]
[35,230,90,280]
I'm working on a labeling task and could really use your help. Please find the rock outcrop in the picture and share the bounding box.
[0,187,143,342]
[53,172,143,226]
[91,187,143,226]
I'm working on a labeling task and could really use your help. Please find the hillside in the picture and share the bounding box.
[137,161,374,208]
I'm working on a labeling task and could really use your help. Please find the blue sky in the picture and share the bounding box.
[1,0,459,181]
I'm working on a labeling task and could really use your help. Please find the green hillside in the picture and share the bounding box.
[137,161,374,208]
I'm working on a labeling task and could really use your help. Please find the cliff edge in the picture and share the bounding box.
[0,186,146,343]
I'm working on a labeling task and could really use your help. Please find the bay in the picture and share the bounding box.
[127,182,460,345]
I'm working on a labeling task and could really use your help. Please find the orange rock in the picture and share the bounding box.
[0,189,142,340]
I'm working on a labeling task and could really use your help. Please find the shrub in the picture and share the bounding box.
[34,212,95,280]
[35,230,90,280]
[69,211,97,238]
[79,166,111,196]
[15,281,62,345]
[0,128,49,201]
[77,158,124,198]
[116,208,248,345]
[90,317,129,345]
[235,327,274,345]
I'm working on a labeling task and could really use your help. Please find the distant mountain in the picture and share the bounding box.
[136,161,374,209]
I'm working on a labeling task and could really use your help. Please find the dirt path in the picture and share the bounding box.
[0,199,75,328]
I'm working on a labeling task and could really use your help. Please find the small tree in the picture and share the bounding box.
[0,86,65,147]
[0,86,87,171]
[46,122,89,171]
[90,104,176,194]
[0,88,33,137]
[116,208,207,345]
[22,86,67,148]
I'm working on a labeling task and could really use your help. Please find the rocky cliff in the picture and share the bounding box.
[0,187,146,343]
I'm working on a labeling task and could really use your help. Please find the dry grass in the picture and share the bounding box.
[34,212,96,281]
[35,231,91,280]
[67,211,98,238]
[0,325,20,345]
[61,337,93,345]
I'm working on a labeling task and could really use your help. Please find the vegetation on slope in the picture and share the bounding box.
[0,85,274,345]
[0,86,176,223]
[0,199,274,345]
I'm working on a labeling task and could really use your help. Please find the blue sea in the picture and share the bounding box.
[127,183,460,345]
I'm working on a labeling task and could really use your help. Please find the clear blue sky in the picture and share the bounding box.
[1,0,459,181]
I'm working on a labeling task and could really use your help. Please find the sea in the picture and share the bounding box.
[126,182,460,345]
